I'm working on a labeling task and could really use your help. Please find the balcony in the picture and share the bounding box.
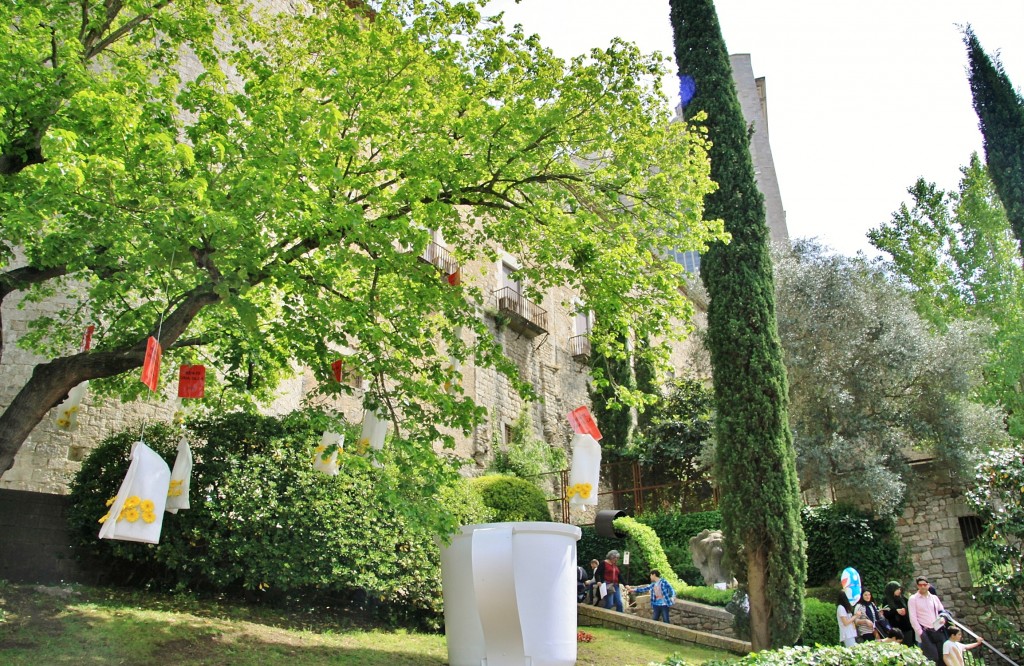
[493,286,548,337]
[569,334,591,362]
[420,241,459,278]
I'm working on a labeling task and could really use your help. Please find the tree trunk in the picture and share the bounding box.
[0,288,218,477]
[747,546,771,651]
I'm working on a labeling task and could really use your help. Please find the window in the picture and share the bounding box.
[501,260,520,294]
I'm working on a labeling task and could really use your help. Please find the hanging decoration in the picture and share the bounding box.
[447,268,462,286]
[567,433,601,507]
[331,358,345,383]
[313,431,344,476]
[165,436,193,514]
[140,336,162,391]
[567,406,602,441]
[98,440,171,544]
[55,326,96,431]
[356,408,388,456]
[55,382,89,431]
[177,365,206,399]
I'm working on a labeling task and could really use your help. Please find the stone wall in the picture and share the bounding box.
[627,594,737,638]
[578,602,750,654]
[897,460,1024,657]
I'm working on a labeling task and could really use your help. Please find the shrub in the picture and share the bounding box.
[689,642,930,665]
[612,516,684,591]
[675,585,733,606]
[799,597,840,647]
[468,474,551,522]
[67,410,489,630]
[801,504,912,592]
[635,509,722,585]
[489,408,566,479]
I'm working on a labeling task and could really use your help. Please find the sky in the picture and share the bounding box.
[483,0,1024,257]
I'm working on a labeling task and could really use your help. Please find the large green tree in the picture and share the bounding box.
[668,0,805,649]
[965,28,1024,260]
[774,240,1008,515]
[869,155,1024,436]
[0,0,723,477]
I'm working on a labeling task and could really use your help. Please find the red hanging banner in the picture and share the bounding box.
[140,337,162,392]
[178,365,206,398]
[331,359,344,383]
[82,325,95,351]
[567,406,602,441]
[447,269,462,287]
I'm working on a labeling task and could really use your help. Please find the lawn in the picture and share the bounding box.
[0,581,735,665]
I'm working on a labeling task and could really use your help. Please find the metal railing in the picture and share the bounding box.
[493,286,548,335]
[421,241,459,277]
[569,334,591,362]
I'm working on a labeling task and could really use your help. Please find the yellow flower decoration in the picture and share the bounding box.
[566,483,593,500]
[167,480,183,498]
[123,495,141,509]
[354,438,370,455]
[98,513,109,524]
[120,507,140,522]
[56,417,70,428]
[142,511,156,524]
[140,499,155,513]
[105,496,117,507]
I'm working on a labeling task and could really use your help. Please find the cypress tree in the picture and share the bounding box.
[965,28,1024,259]
[668,0,806,649]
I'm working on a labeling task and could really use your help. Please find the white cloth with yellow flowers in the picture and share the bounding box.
[165,436,193,513]
[567,433,601,507]
[98,441,171,544]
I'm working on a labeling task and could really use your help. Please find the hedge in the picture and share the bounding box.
[67,410,490,630]
[694,642,929,666]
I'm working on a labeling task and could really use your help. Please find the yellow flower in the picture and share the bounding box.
[142,511,156,524]
[140,499,155,513]
[121,507,140,522]
[167,480,183,498]
[124,496,141,509]
[98,513,109,524]
[56,417,70,428]
[105,496,117,507]
[68,405,79,414]
[355,438,370,455]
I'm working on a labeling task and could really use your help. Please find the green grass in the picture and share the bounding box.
[0,582,736,665]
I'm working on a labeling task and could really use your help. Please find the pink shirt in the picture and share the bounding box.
[908,591,944,638]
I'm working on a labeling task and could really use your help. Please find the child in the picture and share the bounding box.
[942,626,983,666]
[630,570,675,623]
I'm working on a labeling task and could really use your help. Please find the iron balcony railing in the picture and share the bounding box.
[493,286,548,336]
[569,334,591,362]
[420,241,459,277]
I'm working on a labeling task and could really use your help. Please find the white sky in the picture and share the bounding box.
[483,0,1024,257]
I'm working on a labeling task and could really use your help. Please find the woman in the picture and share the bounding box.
[594,550,623,613]
[836,590,862,647]
[943,626,983,666]
[883,581,916,646]
[854,589,881,642]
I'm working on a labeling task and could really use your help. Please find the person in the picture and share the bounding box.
[942,626,983,666]
[576,564,588,602]
[585,559,601,605]
[630,570,675,623]
[854,589,881,642]
[908,576,946,663]
[594,550,623,613]
[883,581,916,646]
[836,590,862,647]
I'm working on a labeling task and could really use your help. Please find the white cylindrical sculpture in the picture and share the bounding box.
[440,522,582,666]
[567,433,601,507]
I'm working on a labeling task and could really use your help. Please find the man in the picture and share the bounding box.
[908,576,946,664]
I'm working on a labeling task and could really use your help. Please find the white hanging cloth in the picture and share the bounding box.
[165,436,193,513]
[98,441,171,544]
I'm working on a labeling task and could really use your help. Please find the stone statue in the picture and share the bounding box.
[689,529,731,587]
